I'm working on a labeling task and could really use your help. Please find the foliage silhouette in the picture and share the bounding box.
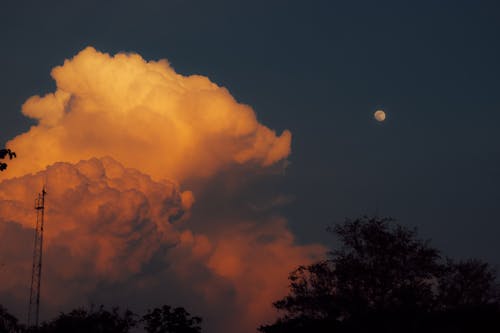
[439,258,500,309]
[142,305,202,333]
[259,216,500,333]
[0,304,204,333]
[0,148,16,171]
[0,305,22,333]
[34,305,136,333]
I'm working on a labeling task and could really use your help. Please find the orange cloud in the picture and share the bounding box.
[4,47,291,182]
[202,219,324,329]
[0,158,188,312]
[0,47,322,333]
[0,159,324,332]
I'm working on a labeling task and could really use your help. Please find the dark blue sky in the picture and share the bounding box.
[1,0,499,266]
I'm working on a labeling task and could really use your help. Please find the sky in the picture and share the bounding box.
[1,0,500,331]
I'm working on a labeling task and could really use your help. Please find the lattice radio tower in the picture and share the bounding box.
[28,187,46,328]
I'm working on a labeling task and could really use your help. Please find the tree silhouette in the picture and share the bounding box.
[439,258,500,309]
[142,305,202,333]
[0,148,16,171]
[0,305,22,333]
[259,216,500,332]
[35,305,137,333]
[0,303,203,333]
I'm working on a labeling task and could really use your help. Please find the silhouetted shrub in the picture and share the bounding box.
[142,305,202,333]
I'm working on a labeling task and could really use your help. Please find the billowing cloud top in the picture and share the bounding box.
[0,48,322,333]
[5,47,291,181]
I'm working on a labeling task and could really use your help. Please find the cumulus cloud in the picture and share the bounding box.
[0,158,323,331]
[0,158,187,309]
[4,47,291,181]
[0,47,323,333]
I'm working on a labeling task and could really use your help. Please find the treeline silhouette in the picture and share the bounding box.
[259,216,500,332]
[1,216,499,332]
[0,304,201,333]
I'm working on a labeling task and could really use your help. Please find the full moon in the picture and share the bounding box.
[374,110,386,122]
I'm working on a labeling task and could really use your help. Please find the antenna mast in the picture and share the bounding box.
[28,187,46,328]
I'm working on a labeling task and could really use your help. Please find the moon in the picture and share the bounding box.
[374,110,386,122]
